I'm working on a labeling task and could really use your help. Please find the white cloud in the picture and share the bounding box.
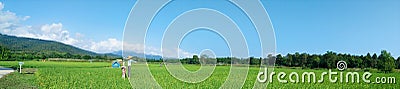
[1,22,78,45]
[86,38,122,53]
[0,2,101,52]
[0,3,30,32]
[0,2,195,58]
[37,23,79,45]
[123,43,195,58]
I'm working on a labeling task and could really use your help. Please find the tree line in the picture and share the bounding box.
[148,50,400,73]
[0,45,119,61]
[275,50,399,72]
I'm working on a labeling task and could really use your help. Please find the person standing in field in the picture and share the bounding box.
[121,66,126,79]
[127,59,132,79]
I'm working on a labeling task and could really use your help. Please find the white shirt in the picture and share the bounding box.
[127,60,132,66]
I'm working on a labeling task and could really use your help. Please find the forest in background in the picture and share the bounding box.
[1,34,399,72]
[149,50,400,73]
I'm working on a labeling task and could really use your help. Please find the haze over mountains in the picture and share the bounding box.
[0,34,96,55]
[0,34,118,58]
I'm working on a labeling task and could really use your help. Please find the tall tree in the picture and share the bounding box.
[286,54,293,67]
[396,57,400,69]
[310,55,320,68]
[82,55,92,60]
[293,52,301,66]
[355,57,363,68]
[188,55,200,64]
[300,53,308,68]
[377,50,396,73]
[249,57,256,65]
[364,53,372,68]
[323,51,338,69]
[276,54,283,66]
[372,53,378,68]
[0,46,10,60]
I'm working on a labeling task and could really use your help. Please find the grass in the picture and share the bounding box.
[0,61,131,89]
[0,61,399,88]
[0,72,37,89]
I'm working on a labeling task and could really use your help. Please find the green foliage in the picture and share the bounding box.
[190,55,200,64]
[323,51,338,69]
[275,54,283,66]
[0,34,120,60]
[286,54,293,67]
[363,53,372,68]
[181,55,200,64]
[310,55,320,68]
[1,34,398,73]
[0,34,97,55]
[249,57,259,65]
[1,61,399,88]
[169,50,395,73]
[397,57,400,69]
[377,50,396,73]
[0,61,400,89]
[272,50,399,73]
[0,61,130,88]
[82,55,92,59]
[0,72,37,89]
[0,46,10,60]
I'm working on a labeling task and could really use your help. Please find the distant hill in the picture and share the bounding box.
[0,34,120,59]
[0,34,97,56]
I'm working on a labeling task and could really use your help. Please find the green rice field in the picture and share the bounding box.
[0,61,398,89]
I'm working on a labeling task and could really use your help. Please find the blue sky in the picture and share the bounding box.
[0,0,134,41]
[0,0,399,57]
[265,0,400,57]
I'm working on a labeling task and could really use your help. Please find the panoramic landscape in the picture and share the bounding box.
[1,0,400,89]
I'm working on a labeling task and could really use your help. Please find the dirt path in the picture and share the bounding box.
[0,67,14,78]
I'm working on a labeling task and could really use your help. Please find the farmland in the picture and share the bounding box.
[0,61,399,89]
[0,61,131,88]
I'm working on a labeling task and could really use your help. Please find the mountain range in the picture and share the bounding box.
[0,33,162,59]
[0,34,119,58]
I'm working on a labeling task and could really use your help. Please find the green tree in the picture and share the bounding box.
[82,55,92,60]
[354,57,363,68]
[323,51,338,69]
[311,55,320,68]
[64,53,72,58]
[396,57,400,69]
[0,46,10,60]
[188,55,199,64]
[249,57,258,65]
[73,54,82,59]
[294,52,300,67]
[276,54,283,66]
[286,54,293,67]
[372,53,378,68]
[300,53,308,68]
[364,53,372,68]
[377,50,396,73]
[94,55,103,59]
[223,57,231,64]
